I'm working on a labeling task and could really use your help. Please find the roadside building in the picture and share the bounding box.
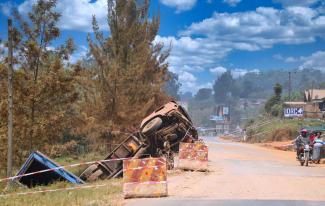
[284,89,325,119]
[304,89,325,118]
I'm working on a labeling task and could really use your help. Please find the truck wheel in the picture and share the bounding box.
[80,164,98,180]
[87,169,103,181]
[141,117,162,135]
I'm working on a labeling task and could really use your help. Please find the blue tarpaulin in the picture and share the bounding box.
[16,151,84,187]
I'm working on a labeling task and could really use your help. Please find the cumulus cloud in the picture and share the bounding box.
[299,51,325,71]
[223,0,241,7]
[155,35,232,73]
[210,66,227,76]
[176,71,213,92]
[231,69,260,78]
[181,6,325,48]
[160,0,197,13]
[273,54,304,63]
[156,4,325,91]
[12,0,108,32]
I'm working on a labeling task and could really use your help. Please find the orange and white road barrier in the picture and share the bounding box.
[178,141,208,171]
[123,157,167,198]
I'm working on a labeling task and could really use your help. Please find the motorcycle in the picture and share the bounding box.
[297,143,311,166]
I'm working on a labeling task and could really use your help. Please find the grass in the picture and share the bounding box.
[247,117,325,142]
[0,152,124,205]
[0,179,123,206]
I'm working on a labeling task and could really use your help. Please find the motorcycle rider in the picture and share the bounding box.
[314,131,322,143]
[294,129,310,159]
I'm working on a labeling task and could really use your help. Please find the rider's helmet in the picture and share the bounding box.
[300,129,308,137]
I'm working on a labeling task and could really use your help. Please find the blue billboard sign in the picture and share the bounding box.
[284,107,304,117]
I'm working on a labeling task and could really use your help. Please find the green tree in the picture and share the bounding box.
[213,71,235,103]
[265,83,283,116]
[81,0,169,135]
[195,88,212,101]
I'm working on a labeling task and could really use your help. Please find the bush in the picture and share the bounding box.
[270,127,297,141]
[270,104,283,117]
[45,140,78,158]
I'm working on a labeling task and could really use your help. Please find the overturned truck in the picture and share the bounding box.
[80,101,198,181]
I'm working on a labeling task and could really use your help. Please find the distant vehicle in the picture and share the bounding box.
[80,101,198,181]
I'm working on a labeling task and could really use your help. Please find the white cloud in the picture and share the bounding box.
[299,51,325,71]
[273,0,319,7]
[223,0,241,7]
[181,6,324,48]
[210,66,227,76]
[177,71,213,92]
[231,69,259,78]
[155,35,232,72]
[160,0,197,13]
[15,0,108,32]
[178,71,197,92]
[69,45,88,63]
[273,54,303,63]
[155,5,325,92]
[0,43,5,61]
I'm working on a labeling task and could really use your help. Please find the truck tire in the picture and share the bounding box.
[87,169,103,181]
[141,117,162,135]
[80,164,98,181]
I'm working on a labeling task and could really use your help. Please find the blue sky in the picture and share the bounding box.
[1,0,325,93]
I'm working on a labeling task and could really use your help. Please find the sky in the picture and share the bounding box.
[1,0,325,93]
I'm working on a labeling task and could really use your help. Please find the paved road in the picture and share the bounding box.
[126,137,325,206]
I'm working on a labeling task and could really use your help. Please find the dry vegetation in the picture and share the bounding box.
[1,179,123,206]
[0,0,172,174]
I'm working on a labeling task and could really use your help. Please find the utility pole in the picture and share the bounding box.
[288,71,291,101]
[7,19,14,181]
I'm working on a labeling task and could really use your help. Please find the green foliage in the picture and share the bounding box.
[213,71,235,103]
[188,97,215,127]
[75,0,170,142]
[195,88,212,101]
[264,83,283,116]
[270,104,283,117]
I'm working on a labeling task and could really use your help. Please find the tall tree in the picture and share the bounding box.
[213,71,235,103]
[195,88,212,101]
[83,0,169,133]
[0,0,78,167]
[265,83,283,115]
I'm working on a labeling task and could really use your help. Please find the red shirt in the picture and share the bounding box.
[309,134,316,143]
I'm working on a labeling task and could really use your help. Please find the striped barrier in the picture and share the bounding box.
[123,157,167,198]
[178,141,208,171]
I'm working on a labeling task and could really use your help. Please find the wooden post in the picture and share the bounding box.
[7,18,14,180]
